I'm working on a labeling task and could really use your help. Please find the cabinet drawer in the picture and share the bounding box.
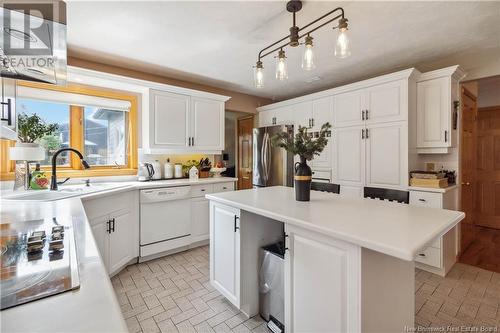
[409,191,442,208]
[191,184,214,197]
[415,246,441,268]
[213,182,234,193]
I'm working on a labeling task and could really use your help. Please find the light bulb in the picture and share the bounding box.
[335,18,351,58]
[275,49,288,80]
[302,35,315,71]
[254,61,264,88]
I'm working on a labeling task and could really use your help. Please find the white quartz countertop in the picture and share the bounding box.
[0,177,236,332]
[206,186,465,261]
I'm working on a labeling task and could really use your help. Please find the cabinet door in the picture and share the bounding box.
[258,111,274,127]
[191,97,224,150]
[416,77,450,148]
[312,136,332,169]
[191,197,210,243]
[274,105,294,125]
[364,80,405,124]
[150,90,190,148]
[109,210,135,275]
[365,122,407,189]
[90,217,110,272]
[210,203,240,308]
[293,101,313,129]
[312,96,333,130]
[333,90,364,127]
[333,126,364,186]
[285,225,360,333]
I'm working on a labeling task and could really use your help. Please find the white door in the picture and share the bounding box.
[191,197,210,243]
[312,96,333,130]
[108,210,135,275]
[258,111,274,127]
[416,77,450,148]
[293,101,313,129]
[150,90,190,148]
[333,126,364,186]
[365,122,407,189]
[333,90,364,127]
[285,225,360,333]
[364,80,405,124]
[90,217,110,272]
[210,202,240,308]
[191,97,224,150]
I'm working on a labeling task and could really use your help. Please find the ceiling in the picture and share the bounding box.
[66,1,500,101]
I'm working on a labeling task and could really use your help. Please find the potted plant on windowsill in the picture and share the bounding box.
[9,113,58,190]
[271,123,332,201]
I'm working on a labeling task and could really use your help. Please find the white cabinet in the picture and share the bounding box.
[150,90,190,148]
[83,191,138,276]
[191,197,210,243]
[365,122,407,189]
[333,89,364,127]
[259,105,294,127]
[285,224,360,333]
[333,126,364,186]
[293,101,313,129]
[364,80,405,124]
[145,89,228,153]
[191,97,224,151]
[410,187,459,276]
[311,96,333,130]
[416,66,465,153]
[210,202,241,307]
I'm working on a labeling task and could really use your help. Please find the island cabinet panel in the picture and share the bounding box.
[284,224,361,333]
[210,202,241,308]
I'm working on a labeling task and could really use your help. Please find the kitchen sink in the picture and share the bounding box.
[2,183,130,202]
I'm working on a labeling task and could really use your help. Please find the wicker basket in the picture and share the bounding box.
[199,170,210,178]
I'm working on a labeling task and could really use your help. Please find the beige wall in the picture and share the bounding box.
[67,56,272,114]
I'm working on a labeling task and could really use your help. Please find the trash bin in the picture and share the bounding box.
[259,242,285,333]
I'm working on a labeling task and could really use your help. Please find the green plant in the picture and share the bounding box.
[39,134,62,152]
[183,159,201,175]
[17,113,58,143]
[271,122,332,161]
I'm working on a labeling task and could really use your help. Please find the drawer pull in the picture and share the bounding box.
[418,253,426,257]
[200,189,205,192]
[418,198,426,202]
[223,187,227,190]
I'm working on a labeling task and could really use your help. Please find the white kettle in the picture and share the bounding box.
[138,162,155,181]
[151,160,162,180]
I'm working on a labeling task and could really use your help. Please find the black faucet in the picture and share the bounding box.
[50,148,90,191]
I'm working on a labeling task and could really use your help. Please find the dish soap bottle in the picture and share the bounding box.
[164,158,174,179]
[30,164,49,190]
[189,166,199,180]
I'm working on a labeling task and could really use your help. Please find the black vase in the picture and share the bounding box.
[294,157,311,201]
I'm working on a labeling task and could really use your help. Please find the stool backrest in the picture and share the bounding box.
[363,187,409,204]
[311,182,340,194]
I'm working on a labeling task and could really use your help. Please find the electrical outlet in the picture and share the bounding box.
[426,163,435,171]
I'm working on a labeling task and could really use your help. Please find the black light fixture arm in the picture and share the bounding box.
[257,6,345,62]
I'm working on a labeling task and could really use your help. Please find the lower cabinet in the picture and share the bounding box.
[83,191,138,276]
[191,197,210,243]
[210,202,241,307]
[284,224,361,333]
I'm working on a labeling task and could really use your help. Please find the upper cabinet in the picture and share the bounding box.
[416,66,466,154]
[143,89,229,154]
[333,89,364,127]
[258,105,294,127]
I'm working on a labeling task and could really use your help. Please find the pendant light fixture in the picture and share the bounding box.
[253,1,350,88]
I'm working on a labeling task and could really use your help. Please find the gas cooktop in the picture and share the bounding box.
[0,217,80,310]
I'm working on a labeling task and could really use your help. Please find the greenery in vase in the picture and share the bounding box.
[17,113,58,143]
[271,122,332,161]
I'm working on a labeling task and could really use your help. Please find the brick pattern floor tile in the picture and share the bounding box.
[114,245,500,332]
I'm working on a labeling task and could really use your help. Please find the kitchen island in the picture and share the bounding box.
[206,186,465,333]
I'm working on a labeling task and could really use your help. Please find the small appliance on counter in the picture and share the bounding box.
[138,162,155,181]
[0,217,80,310]
[164,159,174,179]
[151,160,162,180]
[174,163,183,178]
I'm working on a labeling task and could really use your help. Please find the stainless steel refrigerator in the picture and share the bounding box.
[253,125,294,188]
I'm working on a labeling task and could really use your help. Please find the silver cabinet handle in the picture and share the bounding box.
[365,128,369,139]
[418,198,426,202]
[418,253,426,257]
[444,130,448,143]
[362,110,365,121]
[366,109,369,120]
[362,129,365,139]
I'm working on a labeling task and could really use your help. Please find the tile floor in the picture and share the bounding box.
[112,245,500,333]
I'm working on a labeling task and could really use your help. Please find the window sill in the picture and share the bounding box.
[0,168,138,181]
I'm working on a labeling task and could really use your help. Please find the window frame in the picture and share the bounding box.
[0,81,138,180]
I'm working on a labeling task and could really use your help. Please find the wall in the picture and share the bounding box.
[68,56,272,114]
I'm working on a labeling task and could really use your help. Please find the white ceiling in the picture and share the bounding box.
[66,1,500,101]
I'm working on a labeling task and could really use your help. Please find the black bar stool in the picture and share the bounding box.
[311,182,340,194]
[363,187,409,204]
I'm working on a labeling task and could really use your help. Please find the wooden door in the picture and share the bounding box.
[210,202,240,308]
[475,105,500,230]
[333,89,364,127]
[285,224,360,332]
[191,97,224,150]
[365,122,407,190]
[150,90,190,148]
[238,117,254,190]
[460,87,477,252]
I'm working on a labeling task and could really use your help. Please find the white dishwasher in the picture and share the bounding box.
[140,186,191,258]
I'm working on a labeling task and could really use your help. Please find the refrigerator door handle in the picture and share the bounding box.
[266,133,272,183]
[261,132,268,183]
